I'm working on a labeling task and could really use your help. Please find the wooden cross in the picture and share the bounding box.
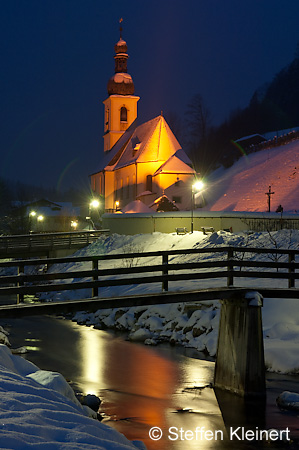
[265,185,275,212]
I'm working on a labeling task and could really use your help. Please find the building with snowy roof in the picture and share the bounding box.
[90,30,196,212]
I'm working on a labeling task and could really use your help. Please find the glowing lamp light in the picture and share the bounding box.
[71,220,78,229]
[191,180,205,234]
[29,211,36,217]
[90,199,100,209]
[192,180,204,192]
[37,215,44,222]
[115,201,120,210]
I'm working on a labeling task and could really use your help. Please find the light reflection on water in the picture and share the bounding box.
[24,338,41,352]
[3,316,299,450]
[76,324,226,449]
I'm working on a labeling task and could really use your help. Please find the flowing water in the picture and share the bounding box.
[1,314,299,450]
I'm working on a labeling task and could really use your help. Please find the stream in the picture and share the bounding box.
[1,314,299,449]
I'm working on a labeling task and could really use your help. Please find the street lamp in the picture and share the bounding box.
[90,199,100,209]
[87,198,100,229]
[191,180,205,233]
[28,210,37,233]
[37,214,44,232]
[71,220,78,230]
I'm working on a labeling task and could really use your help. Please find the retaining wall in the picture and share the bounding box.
[102,211,299,235]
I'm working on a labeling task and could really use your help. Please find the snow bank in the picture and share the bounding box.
[74,302,220,356]
[0,345,145,449]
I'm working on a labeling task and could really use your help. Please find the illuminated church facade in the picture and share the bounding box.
[90,31,196,212]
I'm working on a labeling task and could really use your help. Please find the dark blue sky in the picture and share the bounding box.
[1,0,299,192]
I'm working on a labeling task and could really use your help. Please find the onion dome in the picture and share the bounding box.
[107,72,134,95]
[114,38,128,54]
[107,34,135,96]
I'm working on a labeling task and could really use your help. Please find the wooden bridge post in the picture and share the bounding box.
[214,291,265,397]
[162,253,168,291]
[17,263,25,304]
[92,259,99,297]
[288,252,295,288]
[227,248,234,287]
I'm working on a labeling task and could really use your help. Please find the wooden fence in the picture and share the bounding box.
[0,246,299,304]
[0,230,109,258]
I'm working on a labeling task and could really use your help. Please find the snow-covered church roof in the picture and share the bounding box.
[90,120,138,174]
[93,115,194,175]
[114,115,183,169]
[121,200,153,213]
[153,153,195,175]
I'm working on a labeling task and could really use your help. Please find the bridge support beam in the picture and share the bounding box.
[214,291,265,397]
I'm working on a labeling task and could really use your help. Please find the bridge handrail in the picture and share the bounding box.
[0,260,233,286]
[0,229,110,257]
[0,230,109,240]
[0,245,299,268]
[0,245,299,303]
[1,258,299,284]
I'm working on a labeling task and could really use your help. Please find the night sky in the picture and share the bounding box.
[1,0,299,192]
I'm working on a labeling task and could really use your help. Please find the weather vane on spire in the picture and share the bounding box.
[119,18,123,39]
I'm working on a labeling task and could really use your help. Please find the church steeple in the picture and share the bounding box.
[114,38,129,74]
[103,21,139,152]
[114,20,128,74]
[107,21,135,96]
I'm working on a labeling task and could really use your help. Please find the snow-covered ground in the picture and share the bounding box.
[35,229,299,374]
[0,343,146,449]
[203,139,299,213]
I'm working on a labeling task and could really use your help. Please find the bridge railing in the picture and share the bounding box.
[0,230,109,256]
[0,246,299,303]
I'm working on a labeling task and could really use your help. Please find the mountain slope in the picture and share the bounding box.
[204,139,299,213]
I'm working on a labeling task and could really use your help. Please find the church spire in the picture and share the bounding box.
[113,18,128,74]
[107,20,135,95]
[103,23,139,152]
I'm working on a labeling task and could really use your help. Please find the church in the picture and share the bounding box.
[90,30,197,212]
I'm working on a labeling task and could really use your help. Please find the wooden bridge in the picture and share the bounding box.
[0,230,109,259]
[1,245,299,397]
[0,245,298,302]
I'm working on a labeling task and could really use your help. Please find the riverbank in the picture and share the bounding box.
[36,229,299,374]
[0,329,146,449]
[72,301,219,357]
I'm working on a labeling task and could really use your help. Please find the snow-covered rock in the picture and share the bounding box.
[0,331,10,346]
[277,391,299,411]
[129,327,153,342]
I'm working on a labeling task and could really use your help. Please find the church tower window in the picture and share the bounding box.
[120,106,127,122]
[105,108,109,132]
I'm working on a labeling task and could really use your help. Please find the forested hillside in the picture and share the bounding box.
[186,53,299,175]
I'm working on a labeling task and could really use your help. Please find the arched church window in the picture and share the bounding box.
[120,106,127,122]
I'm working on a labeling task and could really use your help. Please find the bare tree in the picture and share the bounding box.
[185,93,212,145]
[185,94,213,174]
